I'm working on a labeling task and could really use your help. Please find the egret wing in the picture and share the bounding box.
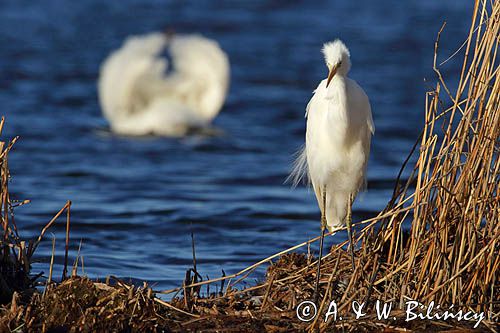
[288,87,323,187]
[305,88,319,119]
[366,101,375,135]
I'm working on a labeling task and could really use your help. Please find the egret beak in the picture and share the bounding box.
[326,62,340,87]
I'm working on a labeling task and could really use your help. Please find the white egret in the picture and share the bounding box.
[290,39,374,300]
[98,32,230,136]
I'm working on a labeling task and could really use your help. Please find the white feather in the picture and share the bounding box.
[98,32,230,136]
[291,40,374,231]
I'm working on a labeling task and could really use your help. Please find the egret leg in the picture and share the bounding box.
[347,194,355,270]
[314,187,327,305]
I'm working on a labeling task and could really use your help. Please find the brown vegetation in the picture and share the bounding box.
[0,0,498,332]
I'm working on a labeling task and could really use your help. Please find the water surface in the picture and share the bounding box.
[0,0,472,289]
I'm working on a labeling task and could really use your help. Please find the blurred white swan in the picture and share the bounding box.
[98,32,230,136]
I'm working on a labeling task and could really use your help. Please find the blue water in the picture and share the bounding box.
[0,1,472,290]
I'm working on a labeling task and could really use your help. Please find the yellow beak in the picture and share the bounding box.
[326,63,340,87]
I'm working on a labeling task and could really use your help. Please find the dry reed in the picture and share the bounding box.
[158,1,500,331]
[0,0,498,331]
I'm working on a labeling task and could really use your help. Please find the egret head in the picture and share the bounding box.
[322,39,351,86]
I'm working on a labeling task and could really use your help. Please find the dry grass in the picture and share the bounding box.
[0,0,498,332]
[0,118,41,307]
[156,0,500,331]
[0,116,74,301]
